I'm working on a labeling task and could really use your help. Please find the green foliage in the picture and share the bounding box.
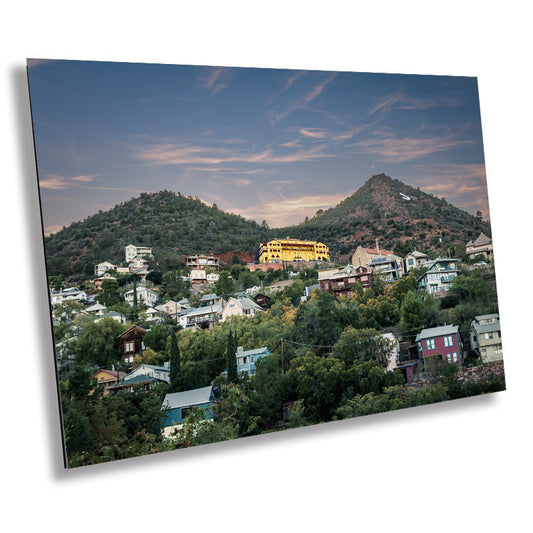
[169,332,181,392]
[71,317,130,368]
[226,331,238,382]
[214,270,237,299]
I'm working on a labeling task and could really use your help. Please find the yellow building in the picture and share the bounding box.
[259,238,330,263]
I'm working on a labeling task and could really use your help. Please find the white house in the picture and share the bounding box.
[124,363,170,384]
[128,256,150,274]
[178,303,223,329]
[404,250,428,273]
[86,302,106,317]
[220,297,263,322]
[124,286,159,307]
[125,244,153,263]
[94,261,116,277]
[417,257,460,296]
[51,287,87,305]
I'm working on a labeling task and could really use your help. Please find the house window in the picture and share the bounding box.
[181,407,191,419]
[426,339,436,350]
[485,332,494,340]
[452,352,458,363]
[446,353,452,363]
[417,342,422,352]
[495,345,503,354]
[444,335,454,348]
[125,341,134,352]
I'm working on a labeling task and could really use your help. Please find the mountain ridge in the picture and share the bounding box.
[43,174,491,278]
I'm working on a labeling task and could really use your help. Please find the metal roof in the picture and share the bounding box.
[415,325,459,342]
[162,386,214,410]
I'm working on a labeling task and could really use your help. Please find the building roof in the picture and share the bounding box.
[475,313,499,321]
[472,233,492,247]
[186,303,223,318]
[162,386,214,410]
[415,325,459,342]
[86,303,106,312]
[472,320,500,335]
[236,346,270,357]
[408,250,428,259]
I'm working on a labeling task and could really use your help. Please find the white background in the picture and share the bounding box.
[2,2,531,531]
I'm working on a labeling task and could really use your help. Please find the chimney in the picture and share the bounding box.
[375,238,380,254]
[237,346,244,353]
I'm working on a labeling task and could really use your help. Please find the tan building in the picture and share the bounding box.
[470,314,503,363]
[93,272,117,291]
[466,233,493,260]
[351,244,394,268]
[259,238,329,263]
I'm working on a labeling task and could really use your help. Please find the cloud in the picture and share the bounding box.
[267,72,337,124]
[39,173,101,190]
[350,134,474,163]
[369,92,461,116]
[401,163,490,217]
[71,174,100,182]
[43,224,65,236]
[199,67,232,97]
[133,142,333,166]
[39,175,70,190]
[230,191,350,227]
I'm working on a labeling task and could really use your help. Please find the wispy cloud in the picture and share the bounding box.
[71,174,100,182]
[133,142,333,166]
[350,134,474,163]
[39,173,100,190]
[298,127,354,143]
[264,70,307,106]
[230,191,349,227]
[369,92,461,116]
[39,175,70,190]
[199,67,232,97]
[402,163,489,217]
[267,72,337,124]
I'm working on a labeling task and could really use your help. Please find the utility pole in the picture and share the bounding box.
[281,337,284,372]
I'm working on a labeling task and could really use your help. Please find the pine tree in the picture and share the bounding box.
[226,331,238,383]
[169,332,181,392]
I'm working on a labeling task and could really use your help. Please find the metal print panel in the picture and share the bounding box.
[27,59,505,468]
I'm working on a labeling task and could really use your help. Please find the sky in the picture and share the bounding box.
[27,59,489,235]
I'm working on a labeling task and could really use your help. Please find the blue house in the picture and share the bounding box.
[161,385,216,429]
[236,346,271,376]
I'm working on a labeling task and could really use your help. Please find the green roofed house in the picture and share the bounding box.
[161,385,216,437]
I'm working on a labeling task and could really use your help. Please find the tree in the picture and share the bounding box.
[399,290,425,342]
[169,332,181,392]
[96,278,121,307]
[226,331,238,382]
[214,270,236,299]
[72,318,128,368]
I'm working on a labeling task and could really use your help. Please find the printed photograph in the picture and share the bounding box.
[27,59,505,468]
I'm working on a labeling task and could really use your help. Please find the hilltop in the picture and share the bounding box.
[283,174,491,259]
[44,191,272,278]
[44,175,491,279]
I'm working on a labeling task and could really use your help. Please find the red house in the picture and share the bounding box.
[319,265,372,298]
[415,325,464,370]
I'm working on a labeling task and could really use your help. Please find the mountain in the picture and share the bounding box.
[282,174,491,260]
[44,191,272,278]
[43,175,491,279]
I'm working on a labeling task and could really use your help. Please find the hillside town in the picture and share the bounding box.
[51,232,504,467]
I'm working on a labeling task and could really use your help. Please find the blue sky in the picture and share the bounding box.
[27,59,489,235]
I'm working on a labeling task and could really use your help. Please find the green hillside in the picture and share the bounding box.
[44,191,272,279]
[283,174,491,259]
[43,175,492,279]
